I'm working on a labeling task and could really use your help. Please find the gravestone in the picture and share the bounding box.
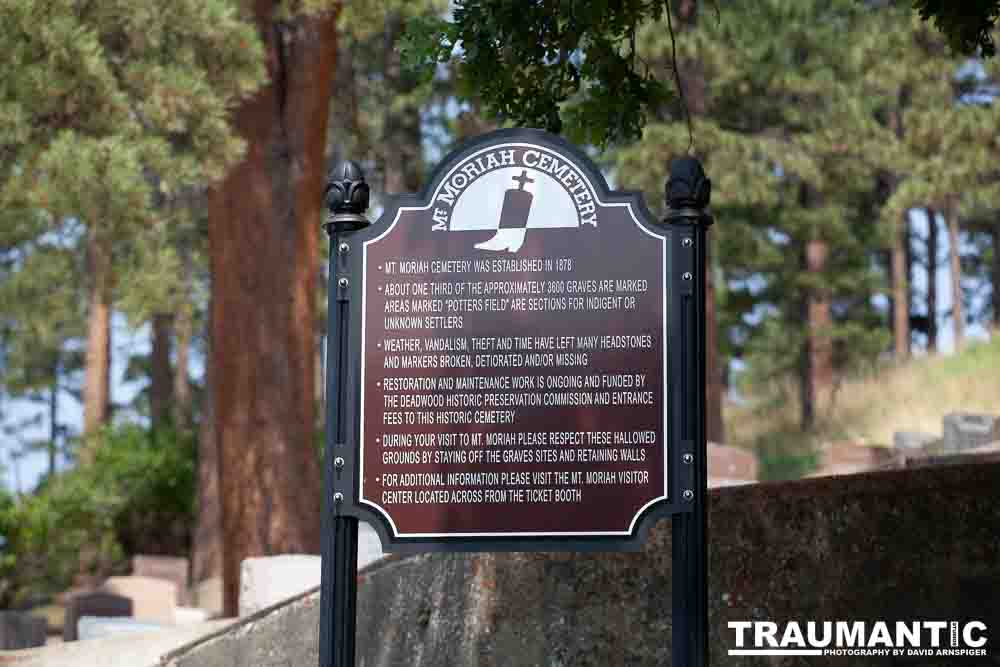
[63,591,132,641]
[707,443,758,486]
[77,615,168,640]
[192,576,224,618]
[239,555,321,617]
[942,412,999,452]
[0,611,47,649]
[893,430,939,451]
[133,554,189,604]
[174,606,211,625]
[102,575,177,624]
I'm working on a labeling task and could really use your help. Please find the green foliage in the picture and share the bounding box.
[332,0,449,195]
[0,0,265,223]
[403,0,671,146]
[0,237,86,398]
[0,0,263,444]
[755,431,821,481]
[0,224,86,461]
[619,0,892,400]
[116,206,208,327]
[406,1,1000,146]
[0,423,196,606]
[0,464,124,607]
[913,0,999,57]
[91,423,197,556]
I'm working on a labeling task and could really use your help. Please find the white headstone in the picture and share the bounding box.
[358,521,384,568]
[192,576,224,617]
[77,615,168,641]
[893,431,939,451]
[239,555,321,617]
[174,606,211,625]
[237,525,384,617]
[943,413,999,452]
[102,575,178,624]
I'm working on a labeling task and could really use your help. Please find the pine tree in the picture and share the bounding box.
[332,1,447,195]
[964,50,1000,332]
[0,0,265,458]
[116,201,207,431]
[925,207,940,350]
[208,1,339,616]
[620,0,889,430]
[406,1,1000,147]
[874,29,1000,351]
[0,235,86,474]
[853,9,946,359]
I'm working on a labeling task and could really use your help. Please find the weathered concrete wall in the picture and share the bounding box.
[165,594,320,667]
[354,463,1000,666]
[166,462,1000,666]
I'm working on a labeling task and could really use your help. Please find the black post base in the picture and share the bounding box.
[319,515,359,667]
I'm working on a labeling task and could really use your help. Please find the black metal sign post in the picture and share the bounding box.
[319,162,370,667]
[665,158,712,667]
[318,131,711,666]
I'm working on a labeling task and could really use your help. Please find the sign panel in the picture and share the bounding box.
[340,129,687,550]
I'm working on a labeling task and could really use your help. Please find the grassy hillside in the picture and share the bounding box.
[726,334,1000,479]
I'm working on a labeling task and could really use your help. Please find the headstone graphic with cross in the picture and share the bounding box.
[476,169,537,252]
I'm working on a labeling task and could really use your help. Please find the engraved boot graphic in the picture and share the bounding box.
[475,170,534,253]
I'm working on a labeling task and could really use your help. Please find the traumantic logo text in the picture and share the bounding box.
[728,620,988,658]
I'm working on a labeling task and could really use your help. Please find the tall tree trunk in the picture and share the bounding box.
[82,230,112,462]
[316,309,325,427]
[799,299,815,431]
[455,102,498,141]
[10,451,21,496]
[150,313,174,430]
[705,235,724,443]
[192,333,222,584]
[992,223,1000,331]
[382,12,423,195]
[799,231,832,431]
[49,366,58,478]
[806,240,833,383]
[208,3,337,617]
[173,303,194,428]
[887,97,910,361]
[946,200,964,350]
[891,212,910,360]
[905,212,914,350]
[675,0,724,442]
[926,207,939,352]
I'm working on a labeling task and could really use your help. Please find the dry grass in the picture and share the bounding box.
[726,334,1000,453]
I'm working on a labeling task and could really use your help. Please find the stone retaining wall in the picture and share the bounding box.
[167,462,1000,666]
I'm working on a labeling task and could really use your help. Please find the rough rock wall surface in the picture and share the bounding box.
[166,463,1000,666]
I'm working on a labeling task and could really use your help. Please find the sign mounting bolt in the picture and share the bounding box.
[682,237,693,247]
[334,457,345,469]
[338,277,349,289]
[683,489,694,501]
[682,272,693,281]
[338,242,350,255]
[683,453,694,464]
[333,492,344,504]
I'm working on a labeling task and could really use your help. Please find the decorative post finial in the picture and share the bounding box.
[324,160,371,233]
[664,156,713,226]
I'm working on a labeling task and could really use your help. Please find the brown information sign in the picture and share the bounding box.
[342,130,684,549]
